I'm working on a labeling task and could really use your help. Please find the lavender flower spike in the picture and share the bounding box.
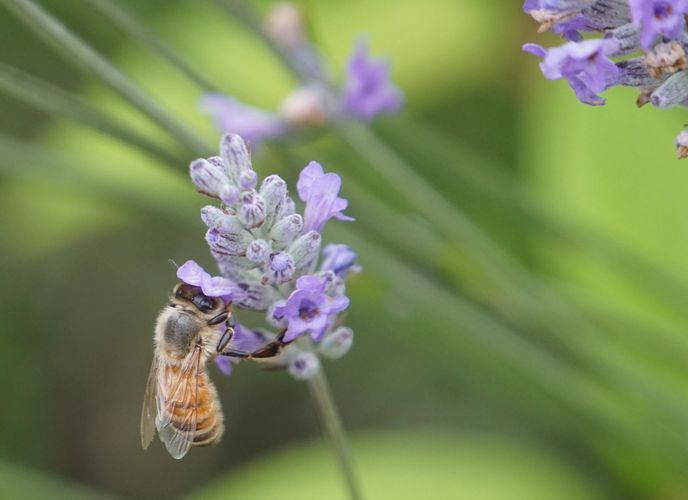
[523,38,621,105]
[184,133,358,379]
[629,0,688,50]
[297,161,354,233]
[342,39,404,121]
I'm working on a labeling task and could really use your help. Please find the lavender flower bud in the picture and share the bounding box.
[651,71,688,108]
[238,191,266,228]
[218,256,261,282]
[239,170,258,190]
[220,184,240,206]
[189,158,228,197]
[201,208,245,237]
[270,214,303,246]
[246,239,271,263]
[605,23,641,56]
[220,133,252,185]
[289,230,321,274]
[233,281,277,310]
[287,351,320,380]
[263,252,295,284]
[264,2,305,48]
[200,205,226,229]
[266,302,288,328]
[276,195,296,220]
[207,155,224,168]
[617,58,655,88]
[318,327,354,359]
[206,228,252,256]
[676,130,688,159]
[259,175,289,229]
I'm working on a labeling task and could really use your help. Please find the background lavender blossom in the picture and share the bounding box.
[523,0,688,156]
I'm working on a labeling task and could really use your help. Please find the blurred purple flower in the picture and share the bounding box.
[297,161,354,233]
[320,244,359,277]
[272,274,349,342]
[523,38,620,105]
[200,94,286,146]
[342,40,404,120]
[629,0,688,50]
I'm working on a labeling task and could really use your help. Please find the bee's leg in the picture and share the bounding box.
[218,329,291,359]
[215,308,237,352]
[247,329,290,359]
[207,311,228,326]
[216,327,234,353]
[217,347,250,358]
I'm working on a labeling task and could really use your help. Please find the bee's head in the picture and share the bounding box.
[172,282,224,315]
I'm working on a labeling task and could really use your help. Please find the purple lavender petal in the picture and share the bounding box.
[525,38,621,105]
[298,162,354,233]
[320,244,359,277]
[629,0,688,50]
[176,260,207,286]
[214,356,234,376]
[342,39,404,121]
[200,274,236,297]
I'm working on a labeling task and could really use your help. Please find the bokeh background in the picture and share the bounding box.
[2,1,688,499]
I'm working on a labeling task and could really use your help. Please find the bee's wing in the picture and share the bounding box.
[156,346,203,459]
[140,356,158,450]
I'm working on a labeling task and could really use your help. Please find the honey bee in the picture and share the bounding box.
[141,282,287,459]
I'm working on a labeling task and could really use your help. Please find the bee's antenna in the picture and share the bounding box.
[168,259,179,270]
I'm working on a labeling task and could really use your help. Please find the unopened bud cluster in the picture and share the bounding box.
[181,133,359,379]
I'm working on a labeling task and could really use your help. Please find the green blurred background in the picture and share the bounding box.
[1,0,688,499]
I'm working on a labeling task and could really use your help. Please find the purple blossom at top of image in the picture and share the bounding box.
[199,4,403,147]
[522,0,688,158]
[629,0,688,50]
[177,133,360,380]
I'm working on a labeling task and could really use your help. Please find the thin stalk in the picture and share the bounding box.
[335,126,688,433]
[384,116,688,321]
[211,0,303,80]
[2,0,212,157]
[307,366,363,500]
[85,0,221,93]
[0,62,183,166]
[0,134,197,219]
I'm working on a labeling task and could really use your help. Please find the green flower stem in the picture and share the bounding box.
[0,135,198,219]
[211,0,303,83]
[330,225,688,463]
[85,0,221,93]
[335,125,688,432]
[0,62,184,166]
[307,365,363,500]
[384,116,688,322]
[2,0,212,157]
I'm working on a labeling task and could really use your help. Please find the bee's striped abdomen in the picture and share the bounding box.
[161,363,225,448]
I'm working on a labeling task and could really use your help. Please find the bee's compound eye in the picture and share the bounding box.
[192,295,216,312]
